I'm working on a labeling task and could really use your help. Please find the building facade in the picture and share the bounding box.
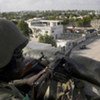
[91,19,100,30]
[26,19,63,38]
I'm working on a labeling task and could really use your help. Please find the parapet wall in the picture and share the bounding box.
[65,32,98,51]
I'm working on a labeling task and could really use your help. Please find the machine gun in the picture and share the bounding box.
[29,47,76,99]
[15,47,76,99]
[10,47,74,99]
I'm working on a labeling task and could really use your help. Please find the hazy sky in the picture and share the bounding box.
[0,0,100,12]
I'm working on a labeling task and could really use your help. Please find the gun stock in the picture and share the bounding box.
[19,54,46,78]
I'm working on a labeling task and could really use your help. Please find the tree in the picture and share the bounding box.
[76,19,84,27]
[76,16,91,27]
[83,16,91,27]
[17,20,30,37]
[39,34,56,47]
[62,18,69,25]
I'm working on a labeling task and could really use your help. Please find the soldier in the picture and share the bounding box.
[0,19,45,100]
[0,19,31,99]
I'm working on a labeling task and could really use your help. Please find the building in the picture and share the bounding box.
[95,10,100,15]
[26,19,63,39]
[56,39,67,47]
[91,19,100,30]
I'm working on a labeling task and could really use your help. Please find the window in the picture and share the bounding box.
[52,31,54,33]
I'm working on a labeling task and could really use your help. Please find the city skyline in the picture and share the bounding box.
[0,0,100,12]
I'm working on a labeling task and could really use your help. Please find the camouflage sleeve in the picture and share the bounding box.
[0,88,30,100]
[0,90,21,100]
[0,83,30,100]
[0,86,24,100]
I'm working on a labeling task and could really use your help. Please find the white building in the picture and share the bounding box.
[26,19,63,38]
[56,39,67,47]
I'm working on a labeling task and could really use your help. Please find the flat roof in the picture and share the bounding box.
[30,19,63,23]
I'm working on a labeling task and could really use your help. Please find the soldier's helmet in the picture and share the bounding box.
[0,19,28,69]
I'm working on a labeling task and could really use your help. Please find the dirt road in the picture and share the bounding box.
[72,37,100,61]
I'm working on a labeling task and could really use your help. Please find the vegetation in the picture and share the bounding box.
[62,19,69,25]
[62,15,92,27]
[0,10,98,21]
[39,34,56,47]
[17,20,31,37]
[0,10,99,36]
[76,16,92,27]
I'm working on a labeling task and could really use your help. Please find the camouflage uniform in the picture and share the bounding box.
[0,83,24,100]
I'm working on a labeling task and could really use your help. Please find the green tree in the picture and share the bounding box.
[83,16,91,26]
[17,20,30,37]
[39,34,56,47]
[62,18,69,25]
[76,16,91,27]
[76,19,84,27]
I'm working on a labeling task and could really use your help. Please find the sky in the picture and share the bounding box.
[0,0,100,12]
